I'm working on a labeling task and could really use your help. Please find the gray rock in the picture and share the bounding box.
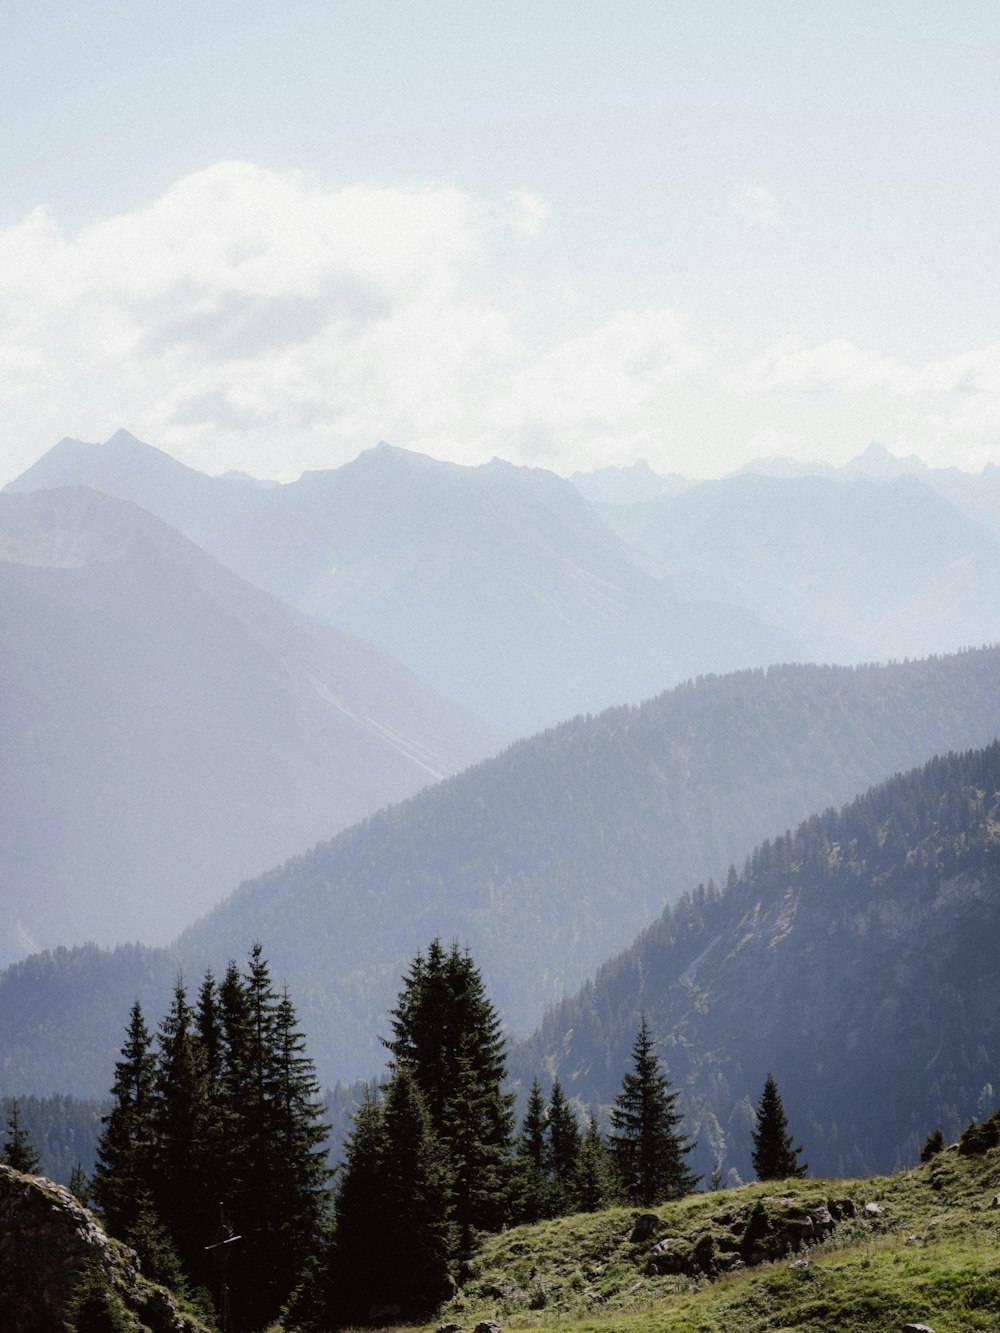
[631,1212,661,1241]
[990,1193,1000,1208]
[473,1322,503,1333]
[864,1201,884,1216]
[437,1325,463,1333]
[0,1163,206,1333]
[900,1324,935,1332]
[827,1196,857,1219]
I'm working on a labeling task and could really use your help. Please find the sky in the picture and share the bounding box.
[1,1,999,485]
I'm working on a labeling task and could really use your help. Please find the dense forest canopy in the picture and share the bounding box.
[5,648,1000,1100]
[516,740,1000,1180]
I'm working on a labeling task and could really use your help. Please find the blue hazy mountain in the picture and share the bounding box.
[205,443,800,733]
[514,739,1000,1181]
[600,472,1000,664]
[0,485,501,964]
[4,428,277,545]
[6,646,1000,1097]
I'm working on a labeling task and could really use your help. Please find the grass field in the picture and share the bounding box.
[407,1138,1000,1333]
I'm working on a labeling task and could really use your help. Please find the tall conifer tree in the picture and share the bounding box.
[93,1002,157,1236]
[573,1114,619,1212]
[380,1065,455,1313]
[264,986,331,1304]
[151,980,211,1277]
[322,1070,453,1327]
[321,1089,386,1327]
[96,947,329,1331]
[546,1079,582,1213]
[1,1098,40,1174]
[751,1073,807,1180]
[224,944,330,1329]
[383,940,514,1240]
[609,1016,698,1204]
[513,1078,547,1223]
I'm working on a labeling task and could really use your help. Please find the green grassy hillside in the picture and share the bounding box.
[395,1130,1000,1333]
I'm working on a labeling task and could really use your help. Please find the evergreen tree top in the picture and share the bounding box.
[609,1016,698,1205]
[2,1099,40,1174]
[751,1072,807,1180]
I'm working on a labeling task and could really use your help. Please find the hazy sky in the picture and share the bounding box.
[2,1,999,484]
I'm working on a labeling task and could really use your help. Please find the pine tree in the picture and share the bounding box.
[191,970,231,1246]
[122,1188,193,1299]
[264,986,332,1307]
[223,945,331,1330]
[546,1080,581,1215]
[608,1017,698,1204]
[512,1078,547,1223]
[322,1070,454,1327]
[92,1002,157,1235]
[68,1162,90,1205]
[64,1261,133,1333]
[2,1098,40,1174]
[94,947,330,1332]
[750,1073,807,1180]
[216,958,252,1192]
[379,1065,455,1314]
[573,1114,620,1212]
[920,1125,945,1163]
[151,979,211,1277]
[321,1088,386,1327]
[383,940,514,1241]
[196,970,224,1084]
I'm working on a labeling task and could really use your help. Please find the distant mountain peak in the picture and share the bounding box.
[104,426,147,448]
[6,430,279,546]
[730,453,836,479]
[845,441,927,478]
[569,460,691,504]
[348,440,439,472]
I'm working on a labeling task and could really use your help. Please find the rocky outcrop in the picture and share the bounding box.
[0,1163,209,1333]
[630,1212,662,1242]
[645,1193,855,1279]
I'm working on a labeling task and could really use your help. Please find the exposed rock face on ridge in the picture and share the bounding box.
[0,1163,208,1332]
[645,1193,855,1277]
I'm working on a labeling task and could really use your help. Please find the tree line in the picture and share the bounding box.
[4,939,806,1332]
[91,944,329,1330]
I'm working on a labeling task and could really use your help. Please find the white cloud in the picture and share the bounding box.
[509,189,550,236]
[739,338,912,395]
[1,161,1000,482]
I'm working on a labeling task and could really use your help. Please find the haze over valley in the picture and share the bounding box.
[5,9,1000,1330]
[5,431,1000,1124]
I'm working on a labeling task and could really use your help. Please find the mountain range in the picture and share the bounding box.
[516,739,1000,1181]
[597,471,1000,664]
[4,429,277,546]
[7,431,802,734]
[5,645,1000,1099]
[202,442,801,733]
[0,485,499,964]
[15,431,1000,735]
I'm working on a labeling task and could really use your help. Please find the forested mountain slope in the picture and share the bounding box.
[205,442,800,732]
[4,428,275,545]
[600,472,1000,664]
[0,486,499,962]
[516,741,1000,1180]
[6,647,1000,1098]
